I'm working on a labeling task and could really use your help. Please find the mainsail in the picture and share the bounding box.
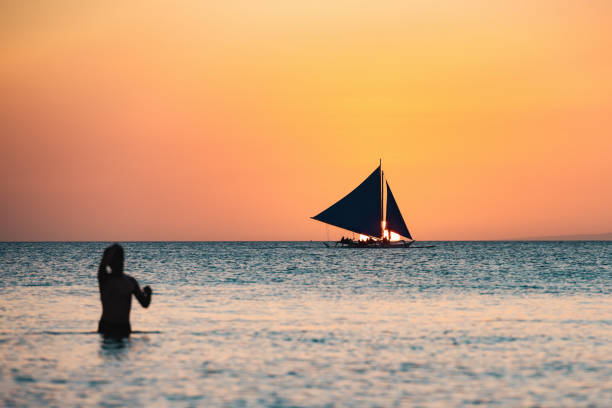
[312,166,382,237]
[385,182,412,239]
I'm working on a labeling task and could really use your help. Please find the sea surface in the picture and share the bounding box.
[1,241,611,407]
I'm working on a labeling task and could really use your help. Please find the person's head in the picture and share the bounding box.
[106,244,124,276]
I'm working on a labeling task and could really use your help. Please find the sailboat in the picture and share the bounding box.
[312,160,417,248]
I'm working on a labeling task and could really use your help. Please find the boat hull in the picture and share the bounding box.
[330,240,420,248]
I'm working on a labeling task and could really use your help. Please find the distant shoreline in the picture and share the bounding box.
[512,232,612,241]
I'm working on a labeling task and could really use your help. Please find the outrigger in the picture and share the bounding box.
[313,160,431,249]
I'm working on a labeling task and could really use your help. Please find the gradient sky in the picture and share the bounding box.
[1,1,611,241]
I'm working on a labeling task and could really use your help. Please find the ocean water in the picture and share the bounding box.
[1,241,611,407]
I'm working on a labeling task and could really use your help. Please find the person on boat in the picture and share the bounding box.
[97,244,152,338]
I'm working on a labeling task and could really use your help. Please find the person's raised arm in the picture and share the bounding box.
[130,277,152,308]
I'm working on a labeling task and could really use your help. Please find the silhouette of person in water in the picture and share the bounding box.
[97,244,152,338]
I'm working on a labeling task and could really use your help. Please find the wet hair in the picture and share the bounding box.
[107,244,125,276]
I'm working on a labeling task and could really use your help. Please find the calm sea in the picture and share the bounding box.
[1,241,611,407]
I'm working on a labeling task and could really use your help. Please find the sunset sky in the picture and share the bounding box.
[1,1,611,241]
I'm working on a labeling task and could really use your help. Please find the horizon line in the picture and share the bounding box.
[1,237,611,244]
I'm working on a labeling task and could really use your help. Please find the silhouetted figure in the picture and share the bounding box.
[97,244,152,338]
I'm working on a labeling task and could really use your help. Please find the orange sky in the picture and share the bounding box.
[1,1,611,241]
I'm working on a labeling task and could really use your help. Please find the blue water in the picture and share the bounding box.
[1,241,611,407]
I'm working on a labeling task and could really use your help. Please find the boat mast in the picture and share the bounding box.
[380,158,383,238]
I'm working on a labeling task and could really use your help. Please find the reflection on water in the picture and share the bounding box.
[0,241,611,406]
[99,336,132,360]
[98,334,155,360]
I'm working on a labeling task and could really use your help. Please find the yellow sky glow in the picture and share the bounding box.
[1,1,611,240]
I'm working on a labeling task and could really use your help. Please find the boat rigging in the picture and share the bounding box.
[312,159,423,248]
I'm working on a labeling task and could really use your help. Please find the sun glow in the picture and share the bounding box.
[381,221,401,241]
[382,229,401,241]
[359,234,369,241]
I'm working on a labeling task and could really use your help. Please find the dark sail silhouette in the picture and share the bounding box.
[312,166,382,237]
[386,182,412,239]
[312,160,418,248]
